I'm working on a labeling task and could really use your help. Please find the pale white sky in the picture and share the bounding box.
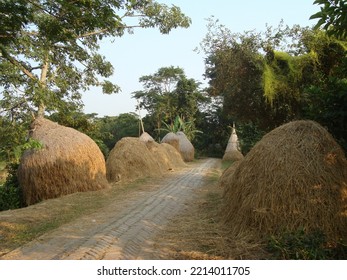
[82,0,320,117]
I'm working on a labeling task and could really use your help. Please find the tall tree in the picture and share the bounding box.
[0,0,191,118]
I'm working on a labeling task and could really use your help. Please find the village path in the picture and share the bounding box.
[1,158,220,260]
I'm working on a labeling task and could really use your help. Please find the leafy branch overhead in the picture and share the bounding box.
[0,0,191,117]
[310,0,347,39]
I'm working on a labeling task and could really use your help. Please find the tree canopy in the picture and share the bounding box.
[199,17,347,151]
[133,66,207,140]
[0,0,191,118]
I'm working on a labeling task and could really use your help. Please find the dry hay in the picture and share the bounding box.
[146,141,186,171]
[18,117,109,206]
[222,120,347,243]
[161,132,180,152]
[219,160,242,188]
[176,131,195,162]
[222,150,244,162]
[139,132,154,143]
[222,125,244,162]
[106,137,185,183]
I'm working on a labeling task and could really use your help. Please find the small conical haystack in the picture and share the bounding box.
[222,123,244,161]
[18,117,109,206]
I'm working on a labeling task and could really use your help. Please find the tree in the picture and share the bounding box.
[133,66,206,140]
[0,0,191,163]
[200,18,300,131]
[200,17,347,153]
[0,0,191,118]
[310,0,347,39]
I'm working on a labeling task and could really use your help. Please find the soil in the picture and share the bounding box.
[0,158,251,260]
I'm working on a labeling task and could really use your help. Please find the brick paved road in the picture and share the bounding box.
[1,158,220,260]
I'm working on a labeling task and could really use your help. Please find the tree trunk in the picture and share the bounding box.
[37,53,49,117]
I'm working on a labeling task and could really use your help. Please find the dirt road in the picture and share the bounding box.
[1,158,220,260]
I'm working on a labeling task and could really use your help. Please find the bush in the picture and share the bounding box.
[267,228,347,260]
[0,163,23,211]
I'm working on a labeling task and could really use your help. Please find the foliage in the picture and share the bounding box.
[267,228,347,260]
[311,0,347,39]
[199,18,297,132]
[302,77,347,151]
[96,113,140,151]
[0,163,22,211]
[236,122,265,155]
[199,18,347,153]
[133,66,207,141]
[160,115,202,141]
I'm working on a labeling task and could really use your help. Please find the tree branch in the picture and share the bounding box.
[0,44,37,81]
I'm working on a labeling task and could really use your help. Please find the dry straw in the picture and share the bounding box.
[106,137,185,183]
[222,124,244,162]
[221,120,347,242]
[161,132,180,152]
[18,117,109,206]
[139,132,154,143]
[176,131,195,162]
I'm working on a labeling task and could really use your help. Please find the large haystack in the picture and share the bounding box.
[161,132,180,152]
[222,120,347,242]
[222,124,244,162]
[18,117,109,206]
[106,137,185,183]
[176,131,195,162]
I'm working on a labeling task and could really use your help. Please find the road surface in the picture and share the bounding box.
[1,158,220,260]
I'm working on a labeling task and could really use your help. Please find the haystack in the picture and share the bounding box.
[146,141,186,171]
[18,117,109,206]
[139,131,154,143]
[106,137,159,182]
[222,120,347,242]
[106,137,185,183]
[219,160,242,188]
[176,131,195,162]
[222,123,244,162]
[161,132,180,152]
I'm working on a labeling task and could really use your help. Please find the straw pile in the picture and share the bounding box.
[222,124,244,162]
[219,161,242,188]
[106,137,185,183]
[222,120,347,242]
[18,117,109,206]
[161,132,180,152]
[176,131,195,162]
[139,132,154,143]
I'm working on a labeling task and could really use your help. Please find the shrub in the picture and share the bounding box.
[0,163,23,211]
[267,228,347,260]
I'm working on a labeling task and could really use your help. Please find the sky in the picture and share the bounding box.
[82,0,320,117]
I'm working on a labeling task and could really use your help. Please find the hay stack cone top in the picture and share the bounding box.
[18,117,109,205]
[222,120,347,242]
